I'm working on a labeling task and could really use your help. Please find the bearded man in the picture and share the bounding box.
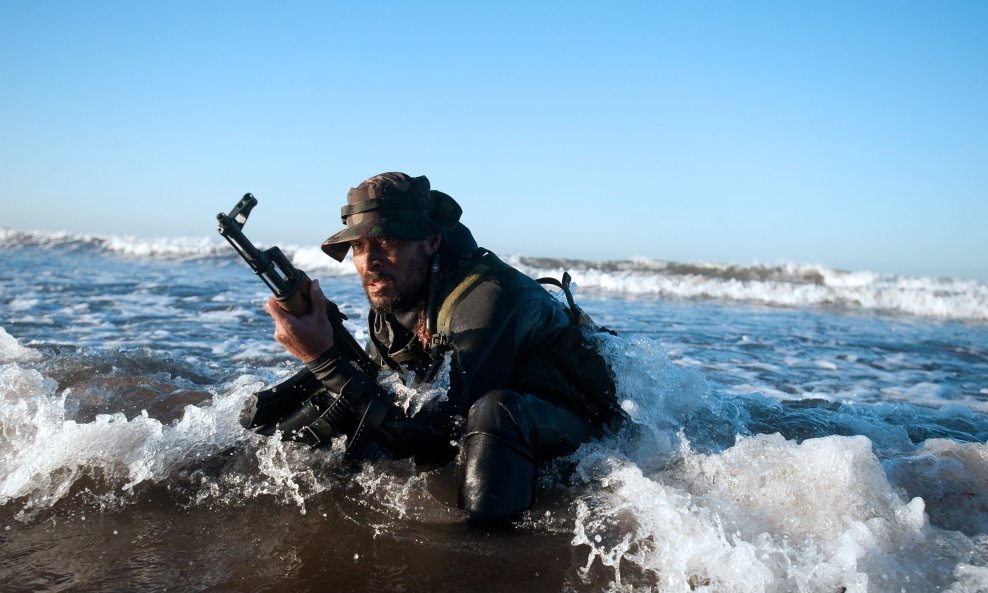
[257,172,622,522]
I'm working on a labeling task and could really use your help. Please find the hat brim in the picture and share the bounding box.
[320,219,442,262]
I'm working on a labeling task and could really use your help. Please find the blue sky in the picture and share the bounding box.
[1,1,986,281]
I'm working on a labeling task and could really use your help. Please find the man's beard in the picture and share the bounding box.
[361,245,432,314]
[363,271,424,313]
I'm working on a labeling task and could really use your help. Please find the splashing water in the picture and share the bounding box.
[1,236,987,592]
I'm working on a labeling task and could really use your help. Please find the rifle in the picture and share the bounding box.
[216,193,376,377]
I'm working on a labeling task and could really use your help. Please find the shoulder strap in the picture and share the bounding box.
[436,263,490,336]
[428,251,496,357]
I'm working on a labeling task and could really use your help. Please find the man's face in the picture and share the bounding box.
[351,236,440,313]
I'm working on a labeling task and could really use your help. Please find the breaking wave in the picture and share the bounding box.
[0,228,227,259]
[511,256,988,321]
[3,228,986,321]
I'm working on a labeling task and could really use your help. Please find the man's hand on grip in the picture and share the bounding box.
[266,279,336,363]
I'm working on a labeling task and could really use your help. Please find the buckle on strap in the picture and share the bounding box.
[430,332,450,351]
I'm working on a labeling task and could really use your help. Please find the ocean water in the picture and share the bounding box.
[2,228,988,593]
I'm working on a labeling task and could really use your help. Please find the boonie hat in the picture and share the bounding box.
[321,172,462,261]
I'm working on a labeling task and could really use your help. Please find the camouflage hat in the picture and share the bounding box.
[321,172,463,261]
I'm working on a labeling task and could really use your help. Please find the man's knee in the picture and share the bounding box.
[465,389,531,441]
[460,390,536,521]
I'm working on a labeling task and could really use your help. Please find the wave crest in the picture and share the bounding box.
[4,228,985,321]
[513,256,988,321]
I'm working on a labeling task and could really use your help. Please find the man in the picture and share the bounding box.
[260,172,622,521]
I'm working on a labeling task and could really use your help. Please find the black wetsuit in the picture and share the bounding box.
[301,225,619,520]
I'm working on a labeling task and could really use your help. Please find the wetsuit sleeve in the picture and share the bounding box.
[304,345,448,460]
[305,345,368,394]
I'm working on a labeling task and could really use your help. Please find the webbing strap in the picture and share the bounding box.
[436,263,491,337]
[537,272,580,324]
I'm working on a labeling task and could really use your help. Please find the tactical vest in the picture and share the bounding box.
[428,251,623,431]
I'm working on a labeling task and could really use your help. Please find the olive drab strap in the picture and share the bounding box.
[430,260,492,356]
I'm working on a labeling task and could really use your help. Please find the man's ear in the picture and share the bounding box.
[425,234,442,254]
